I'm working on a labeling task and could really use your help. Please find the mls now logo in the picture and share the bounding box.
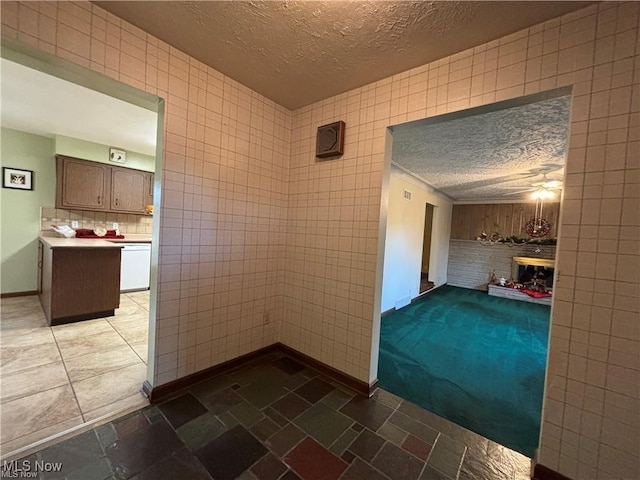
[1,460,63,478]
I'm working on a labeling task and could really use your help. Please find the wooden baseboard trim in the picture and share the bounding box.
[533,464,572,480]
[381,307,395,317]
[275,343,377,397]
[143,342,377,404]
[142,344,278,403]
[50,310,115,326]
[1,290,38,299]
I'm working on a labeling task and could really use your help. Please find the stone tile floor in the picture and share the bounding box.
[0,291,150,455]
[1,352,532,480]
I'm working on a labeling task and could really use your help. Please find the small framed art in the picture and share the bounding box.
[3,167,34,190]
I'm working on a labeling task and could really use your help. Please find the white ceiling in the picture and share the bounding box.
[93,1,593,110]
[1,59,157,156]
[391,93,571,202]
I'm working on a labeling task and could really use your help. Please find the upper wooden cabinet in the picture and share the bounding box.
[57,157,109,210]
[111,167,146,212]
[56,155,153,215]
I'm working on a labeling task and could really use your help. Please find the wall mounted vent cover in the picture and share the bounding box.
[316,121,345,158]
[403,189,412,200]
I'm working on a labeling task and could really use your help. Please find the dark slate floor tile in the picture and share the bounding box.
[191,375,235,401]
[265,423,306,457]
[341,458,389,480]
[420,466,453,480]
[294,377,335,404]
[388,411,439,445]
[199,387,244,414]
[284,437,347,480]
[141,405,165,424]
[263,406,289,427]
[372,442,425,480]
[321,388,355,410]
[194,425,267,480]
[372,389,403,410]
[230,400,265,427]
[271,392,312,420]
[348,428,385,462]
[402,435,433,461]
[37,430,105,480]
[339,397,393,432]
[272,357,305,375]
[106,420,184,480]
[96,423,118,450]
[377,421,409,446]
[329,428,359,456]
[65,457,113,480]
[113,412,150,439]
[238,379,289,409]
[280,470,302,480]
[250,453,288,480]
[176,411,226,451]
[129,448,212,480]
[250,417,281,442]
[159,393,208,429]
[341,451,356,464]
[294,402,354,447]
[426,434,466,480]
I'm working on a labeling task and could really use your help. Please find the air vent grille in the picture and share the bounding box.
[403,189,412,200]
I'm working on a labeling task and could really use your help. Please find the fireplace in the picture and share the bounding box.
[512,256,555,288]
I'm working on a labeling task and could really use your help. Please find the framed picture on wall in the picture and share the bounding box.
[3,167,34,190]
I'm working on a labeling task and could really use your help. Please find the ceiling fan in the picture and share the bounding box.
[502,173,563,198]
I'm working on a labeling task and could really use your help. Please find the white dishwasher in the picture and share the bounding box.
[120,243,151,292]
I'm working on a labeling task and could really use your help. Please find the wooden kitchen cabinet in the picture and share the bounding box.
[56,156,109,210]
[56,155,154,215]
[111,166,147,212]
[38,239,122,325]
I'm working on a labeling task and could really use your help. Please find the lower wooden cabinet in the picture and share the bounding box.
[39,241,121,325]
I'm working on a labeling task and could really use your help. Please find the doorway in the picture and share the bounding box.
[0,41,163,457]
[420,203,435,294]
[377,87,571,457]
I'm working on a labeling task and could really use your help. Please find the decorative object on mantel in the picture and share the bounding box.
[316,121,345,158]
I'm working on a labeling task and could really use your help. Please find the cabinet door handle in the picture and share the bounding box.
[115,198,119,206]
[98,195,101,204]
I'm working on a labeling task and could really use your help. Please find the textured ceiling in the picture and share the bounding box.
[93,1,593,110]
[391,93,571,202]
[1,59,157,155]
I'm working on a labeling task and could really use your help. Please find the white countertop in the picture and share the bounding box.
[39,234,152,248]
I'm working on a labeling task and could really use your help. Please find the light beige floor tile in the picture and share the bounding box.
[108,311,149,330]
[112,323,148,345]
[51,318,115,342]
[0,328,55,347]
[55,329,129,361]
[0,314,47,333]
[64,345,143,383]
[0,385,82,445]
[130,341,149,364]
[0,416,84,457]
[1,361,69,404]
[72,363,147,415]
[0,342,62,376]
[82,392,149,422]
[113,302,147,317]
[126,291,150,309]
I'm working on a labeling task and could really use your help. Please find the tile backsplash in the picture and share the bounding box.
[41,207,153,235]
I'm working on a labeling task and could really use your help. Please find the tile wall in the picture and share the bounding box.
[2,1,638,478]
[41,207,153,234]
[285,3,639,479]
[1,0,292,387]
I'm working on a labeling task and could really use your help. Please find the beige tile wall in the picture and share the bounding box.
[1,1,291,386]
[3,1,638,478]
[286,3,639,478]
[41,207,153,234]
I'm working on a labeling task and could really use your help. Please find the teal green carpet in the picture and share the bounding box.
[378,285,550,457]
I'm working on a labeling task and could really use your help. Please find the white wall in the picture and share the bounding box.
[381,168,452,312]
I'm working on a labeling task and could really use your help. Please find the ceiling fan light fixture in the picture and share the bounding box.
[531,188,555,200]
